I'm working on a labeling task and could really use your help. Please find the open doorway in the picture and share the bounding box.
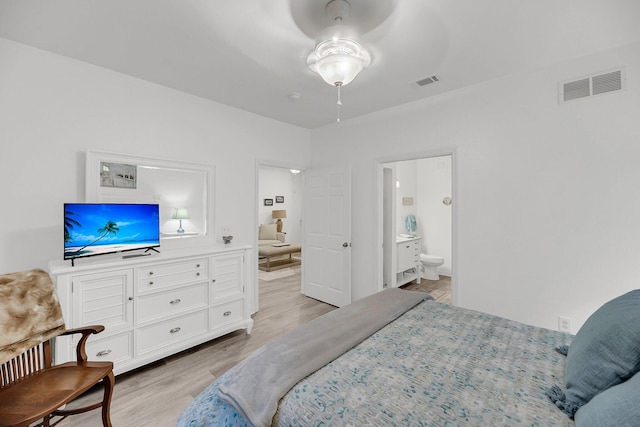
[379,154,454,304]
[256,164,303,309]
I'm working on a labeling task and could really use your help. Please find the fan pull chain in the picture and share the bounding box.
[336,82,342,123]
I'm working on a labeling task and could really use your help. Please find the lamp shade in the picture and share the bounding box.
[307,25,371,87]
[171,208,190,220]
[272,210,287,219]
[316,53,364,86]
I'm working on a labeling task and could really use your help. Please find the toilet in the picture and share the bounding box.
[420,253,444,280]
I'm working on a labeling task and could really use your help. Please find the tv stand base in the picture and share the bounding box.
[122,253,152,259]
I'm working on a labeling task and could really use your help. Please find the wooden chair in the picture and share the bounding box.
[0,269,114,427]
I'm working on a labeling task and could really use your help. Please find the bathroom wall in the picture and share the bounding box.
[416,156,452,275]
[395,157,452,276]
[394,161,417,234]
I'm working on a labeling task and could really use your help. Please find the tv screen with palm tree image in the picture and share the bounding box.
[64,203,160,263]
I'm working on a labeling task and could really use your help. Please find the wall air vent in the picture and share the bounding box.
[416,75,439,87]
[560,68,624,103]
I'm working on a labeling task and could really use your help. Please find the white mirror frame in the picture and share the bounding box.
[86,150,215,252]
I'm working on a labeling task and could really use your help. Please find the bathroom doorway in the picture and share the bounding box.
[379,154,454,304]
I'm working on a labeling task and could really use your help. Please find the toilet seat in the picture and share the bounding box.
[420,254,444,264]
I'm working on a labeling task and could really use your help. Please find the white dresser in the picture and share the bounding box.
[395,236,422,287]
[49,246,253,375]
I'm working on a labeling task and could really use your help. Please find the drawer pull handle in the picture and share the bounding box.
[149,281,154,285]
[212,279,216,283]
[96,349,112,357]
[196,272,200,276]
[170,327,181,334]
[196,264,200,268]
[169,299,181,305]
[223,311,232,317]
[149,271,154,276]
[128,297,134,301]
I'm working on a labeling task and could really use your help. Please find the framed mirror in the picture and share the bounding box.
[86,151,215,250]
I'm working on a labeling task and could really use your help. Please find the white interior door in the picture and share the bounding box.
[302,166,351,307]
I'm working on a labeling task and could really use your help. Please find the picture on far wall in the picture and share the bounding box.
[275,196,284,203]
[100,162,137,189]
[264,198,273,206]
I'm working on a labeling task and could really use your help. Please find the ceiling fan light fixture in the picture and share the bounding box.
[307,28,371,87]
[305,1,372,123]
[315,50,365,86]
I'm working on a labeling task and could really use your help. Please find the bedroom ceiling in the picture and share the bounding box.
[1,0,639,129]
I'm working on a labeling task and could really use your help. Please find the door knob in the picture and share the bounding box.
[343,242,349,248]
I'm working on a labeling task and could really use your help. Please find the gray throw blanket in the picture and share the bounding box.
[218,288,431,427]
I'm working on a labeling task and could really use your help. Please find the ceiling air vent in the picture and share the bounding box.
[416,75,439,87]
[560,68,624,103]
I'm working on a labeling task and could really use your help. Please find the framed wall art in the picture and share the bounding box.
[100,162,137,189]
[264,198,273,206]
[275,196,284,203]
[402,197,414,206]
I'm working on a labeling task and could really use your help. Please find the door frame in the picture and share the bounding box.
[254,159,305,313]
[375,148,459,306]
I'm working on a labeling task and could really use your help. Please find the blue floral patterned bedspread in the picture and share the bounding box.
[177,300,573,426]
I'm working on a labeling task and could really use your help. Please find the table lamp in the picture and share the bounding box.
[272,209,286,233]
[172,208,189,233]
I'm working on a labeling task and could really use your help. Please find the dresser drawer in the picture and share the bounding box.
[137,309,208,356]
[211,299,244,330]
[137,282,208,324]
[137,259,207,293]
[85,331,133,366]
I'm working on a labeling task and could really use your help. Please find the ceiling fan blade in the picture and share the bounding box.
[290,0,399,40]
[361,0,448,82]
[196,0,313,77]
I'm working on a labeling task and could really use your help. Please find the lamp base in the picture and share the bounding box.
[276,219,283,233]
[177,219,185,234]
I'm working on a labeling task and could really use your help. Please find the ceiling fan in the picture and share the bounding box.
[201,0,440,121]
[304,0,375,122]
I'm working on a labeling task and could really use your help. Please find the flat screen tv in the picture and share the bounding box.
[64,203,160,264]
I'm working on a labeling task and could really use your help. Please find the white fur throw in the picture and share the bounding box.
[0,269,65,365]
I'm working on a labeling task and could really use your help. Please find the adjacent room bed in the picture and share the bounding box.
[177,288,640,427]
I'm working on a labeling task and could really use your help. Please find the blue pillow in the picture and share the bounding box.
[574,371,640,427]
[552,290,640,417]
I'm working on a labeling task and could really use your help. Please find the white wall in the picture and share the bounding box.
[417,156,452,275]
[392,157,452,275]
[0,38,310,274]
[258,166,303,243]
[395,160,417,234]
[311,42,640,333]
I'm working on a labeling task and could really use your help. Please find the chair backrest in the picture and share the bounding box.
[1,341,51,388]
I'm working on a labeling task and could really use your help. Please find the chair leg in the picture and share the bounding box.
[101,371,115,427]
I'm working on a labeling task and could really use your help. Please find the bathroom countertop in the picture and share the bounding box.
[396,234,420,243]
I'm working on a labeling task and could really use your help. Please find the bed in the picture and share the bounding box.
[177,288,640,427]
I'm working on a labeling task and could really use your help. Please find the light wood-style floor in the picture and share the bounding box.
[59,268,451,426]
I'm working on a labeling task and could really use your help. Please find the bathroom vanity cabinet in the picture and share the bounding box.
[395,236,422,287]
[48,246,253,375]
